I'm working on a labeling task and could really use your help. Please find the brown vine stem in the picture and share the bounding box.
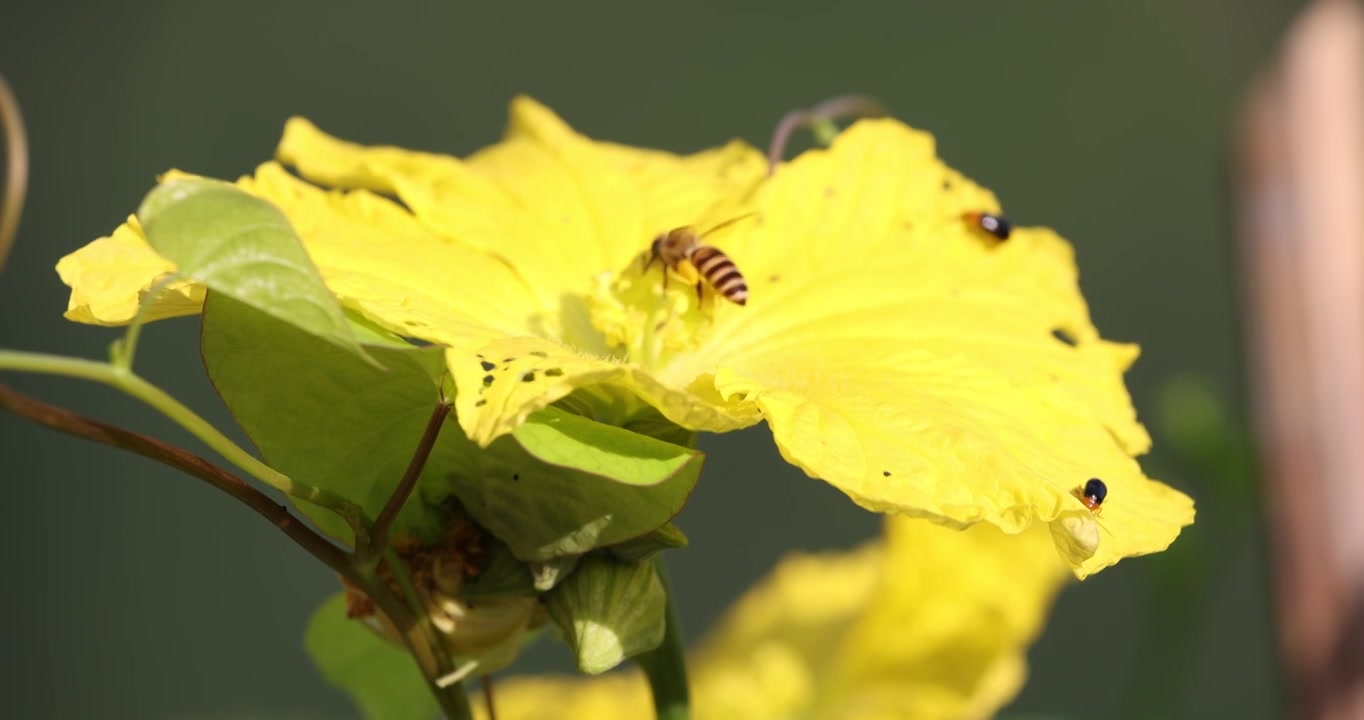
[363,400,451,565]
[766,94,889,176]
[0,72,28,276]
[0,385,472,714]
[0,383,357,585]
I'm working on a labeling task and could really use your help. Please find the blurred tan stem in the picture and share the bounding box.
[0,72,28,275]
[1238,1,1364,718]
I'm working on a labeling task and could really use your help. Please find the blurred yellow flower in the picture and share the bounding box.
[56,97,1193,576]
[473,517,1068,720]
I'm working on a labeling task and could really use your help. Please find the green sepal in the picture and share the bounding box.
[462,538,538,600]
[606,523,688,563]
[545,554,667,675]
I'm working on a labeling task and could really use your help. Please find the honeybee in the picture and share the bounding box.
[963,211,1012,240]
[1073,477,1108,516]
[644,213,756,306]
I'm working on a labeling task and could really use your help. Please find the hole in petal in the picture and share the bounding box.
[480,360,496,371]
[482,374,495,387]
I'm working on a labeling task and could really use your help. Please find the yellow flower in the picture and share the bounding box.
[472,517,1068,720]
[56,97,1193,576]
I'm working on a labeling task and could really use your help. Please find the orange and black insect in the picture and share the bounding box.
[964,211,1012,240]
[1074,477,1108,515]
[644,214,755,306]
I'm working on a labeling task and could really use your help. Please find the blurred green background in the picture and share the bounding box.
[0,2,1304,717]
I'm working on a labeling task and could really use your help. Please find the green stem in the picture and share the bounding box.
[636,556,690,720]
[429,677,474,720]
[112,276,173,369]
[0,350,364,526]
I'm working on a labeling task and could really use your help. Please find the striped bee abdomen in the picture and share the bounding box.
[689,245,749,305]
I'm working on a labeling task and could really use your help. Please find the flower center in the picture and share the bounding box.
[587,250,721,370]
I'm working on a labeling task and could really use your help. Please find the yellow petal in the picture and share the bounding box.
[58,161,546,353]
[236,162,541,348]
[55,215,204,325]
[278,96,766,348]
[686,543,884,720]
[678,119,1192,575]
[825,520,1066,719]
[446,336,760,447]
[475,517,1068,720]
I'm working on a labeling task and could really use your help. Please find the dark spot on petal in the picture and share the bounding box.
[512,473,520,481]
[942,179,953,190]
[903,220,914,230]
[1051,328,1078,347]
[521,371,536,382]
[823,186,835,198]
[480,360,496,371]
[482,374,495,386]
[475,399,487,407]
[544,368,564,377]
[769,274,780,283]
[476,354,485,358]
[530,351,549,358]
[503,357,515,363]
[882,470,891,477]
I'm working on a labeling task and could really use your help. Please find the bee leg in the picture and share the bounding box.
[695,281,704,302]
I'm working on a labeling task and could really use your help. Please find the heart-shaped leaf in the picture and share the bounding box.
[305,593,437,720]
[138,177,372,364]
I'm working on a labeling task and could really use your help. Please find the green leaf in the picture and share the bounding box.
[514,406,699,486]
[137,177,372,364]
[201,293,450,542]
[201,293,704,558]
[453,412,703,561]
[545,554,667,674]
[305,593,438,720]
